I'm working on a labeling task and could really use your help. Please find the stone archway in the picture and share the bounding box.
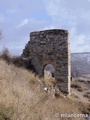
[44,64,55,79]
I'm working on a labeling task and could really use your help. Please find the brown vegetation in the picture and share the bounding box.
[0,48,36,72]
[0,59,89,120]
[71,84,83,92]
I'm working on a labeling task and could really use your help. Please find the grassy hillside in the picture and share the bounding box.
[0,59,89,120]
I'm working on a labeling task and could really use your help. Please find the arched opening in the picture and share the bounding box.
[44,64,55,79]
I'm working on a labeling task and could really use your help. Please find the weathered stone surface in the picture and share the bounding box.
[22,29,71,93]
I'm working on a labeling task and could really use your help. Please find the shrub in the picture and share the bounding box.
[71,84,81,89]
[0,48,36,73]
[83,94,90,99]
[0,48,11,63]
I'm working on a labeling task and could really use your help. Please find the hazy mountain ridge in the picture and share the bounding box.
[71,52,90,76]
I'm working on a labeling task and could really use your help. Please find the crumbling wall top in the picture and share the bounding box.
[30,29,69,36]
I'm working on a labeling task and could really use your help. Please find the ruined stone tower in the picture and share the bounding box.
[22,29,71,93]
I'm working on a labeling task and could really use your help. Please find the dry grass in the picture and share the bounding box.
[71,84,83,92]
[0,59,89,120]
[83,94,90,99]
[0,48,36,73]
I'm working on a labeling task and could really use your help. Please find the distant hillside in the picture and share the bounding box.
[71,52,90,76]
[43,52,90,77]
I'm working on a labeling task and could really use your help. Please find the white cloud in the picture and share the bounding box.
[0,0,90,54]
[43,0,90,53]
[44,0,61,16]
[43,0,78,32]
[70,27,90,53]
[16,19,29,28]
[44,0,90,28]
[0,16,49,55]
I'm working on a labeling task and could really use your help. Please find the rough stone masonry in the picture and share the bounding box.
[22,29,71,93]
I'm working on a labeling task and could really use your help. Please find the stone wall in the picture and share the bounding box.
[22,29,71,93]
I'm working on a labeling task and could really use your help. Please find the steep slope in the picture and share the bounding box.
[0,59,89,120]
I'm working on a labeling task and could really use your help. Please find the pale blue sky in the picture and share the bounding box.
[0,0,90,55]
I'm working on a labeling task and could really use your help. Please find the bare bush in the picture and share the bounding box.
[71,83,84,92]
[83,94,90,99]
[71,84,81,89]
[0,48,11,63]
[0,48,36,73]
